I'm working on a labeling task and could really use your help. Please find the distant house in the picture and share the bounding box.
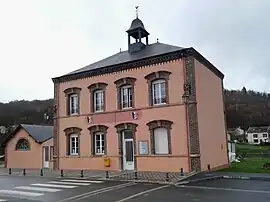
[2,124,54,169]
[246,126,270,144]
[227,127,244,136]
[227,127,246,142]
[227,133,236,162]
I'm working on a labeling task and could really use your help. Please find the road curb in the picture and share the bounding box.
[222,175,270,181]
[174,175,223,185]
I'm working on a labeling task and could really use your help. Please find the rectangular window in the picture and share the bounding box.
[94,90,104,112]
[121,86,132,109]
[154,128,169,154]
[263,133,268,138]
[94,133,105,155]
[253,134,258,138]
[152,80,166,105]
[253,139,258,143]
[69,94,79,115]
[70,135,79,155]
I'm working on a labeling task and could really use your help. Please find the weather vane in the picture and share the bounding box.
[135,6,139,18]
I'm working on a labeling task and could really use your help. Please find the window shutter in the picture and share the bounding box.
[66,96,70,115]
[66,135,70,156]
[91,134,95,155]
[154,128,169,154]
[91,92,95,112]
[149,82,153,106]
[77,95,80,114]
[104,134,107,155]
[150,133,155,154]
[78,136,80,155]
[117,88,121,109]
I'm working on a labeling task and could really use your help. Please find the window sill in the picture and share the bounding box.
[92,154,106,157]
[93,110,105,114]
[67,154,80,158]
[68,113,80,117]
[121,107,133,111]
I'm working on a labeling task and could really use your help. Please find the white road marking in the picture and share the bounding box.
[47,181,90,186]
[31,183,77,189]
[178,185,270,194]
[0,190,44,197]
[61,179,104,183]
[15,186,61,192]
[0,199,6,202]
[56,182,137,202]
[115,185,169,202]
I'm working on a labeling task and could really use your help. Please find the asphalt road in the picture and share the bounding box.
[1,176,270,201]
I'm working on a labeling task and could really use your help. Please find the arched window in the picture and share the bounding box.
[16,139,30,151]
[144,71,171,106]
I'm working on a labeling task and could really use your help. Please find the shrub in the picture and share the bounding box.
[263,162,270,170]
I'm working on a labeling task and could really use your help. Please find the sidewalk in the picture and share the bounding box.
[175,171,270,185]
[0,168,194,184]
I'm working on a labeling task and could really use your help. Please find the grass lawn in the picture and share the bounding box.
[236,144,270,154]
[219,157,270,173]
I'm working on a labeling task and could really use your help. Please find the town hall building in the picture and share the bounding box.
[52,14,229,173]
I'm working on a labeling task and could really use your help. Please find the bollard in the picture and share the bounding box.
[8,168,11,175]
[180,168,184,176]
[134,171,138,180]
[40,169,43,176]
[80,170,84,178]
[105,170,109,179]
[23,169,26,176]
[207,164,211,171]
[60,169,64,177]
[166,173,169,182]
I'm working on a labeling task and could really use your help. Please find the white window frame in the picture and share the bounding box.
[152,79,166,105]
[69,94,79,115]
[94,132,105,155]
[70,134,79,155]
[253,134,258,138]
[121,85,132,109]
[153,127,169,155]
[94,90,104,112]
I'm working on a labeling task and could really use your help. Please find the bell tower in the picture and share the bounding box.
[126,6,149,53]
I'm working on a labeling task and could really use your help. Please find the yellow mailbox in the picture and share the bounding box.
[104,158,111,167]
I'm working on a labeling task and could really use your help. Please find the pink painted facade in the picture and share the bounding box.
[5,127,54,169]
[52,16,229,173]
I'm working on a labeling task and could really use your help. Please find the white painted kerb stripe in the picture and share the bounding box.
[48,181,90,186]
[31,183,77,189]
[0,199,6,202]
[15,186,61,192]
[61,179,104,183]
[0,190,44,197]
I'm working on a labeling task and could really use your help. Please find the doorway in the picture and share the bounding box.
[43,146,49,168]
[122,130,135,170]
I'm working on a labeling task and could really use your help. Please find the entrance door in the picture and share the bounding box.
[43,146,49,168]
[122,130,135,170]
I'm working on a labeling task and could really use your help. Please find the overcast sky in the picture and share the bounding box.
[0,0,269,103]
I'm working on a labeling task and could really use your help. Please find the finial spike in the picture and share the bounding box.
[135,6,139,18]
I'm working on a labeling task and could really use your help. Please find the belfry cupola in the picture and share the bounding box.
[126,6,149,53]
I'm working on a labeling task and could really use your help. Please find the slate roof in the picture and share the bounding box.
[20,124,53,143]
[1,124,53,146]
[65,42,185,76]
[246,126,270,133]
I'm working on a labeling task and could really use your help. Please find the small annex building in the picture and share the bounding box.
[2,124,54,169]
